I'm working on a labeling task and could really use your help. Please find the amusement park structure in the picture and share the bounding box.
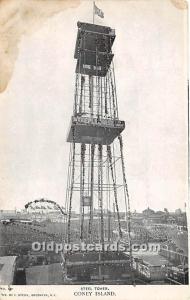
[64,20,133,283]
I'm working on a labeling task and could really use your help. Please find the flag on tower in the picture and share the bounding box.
[94,2,104,18]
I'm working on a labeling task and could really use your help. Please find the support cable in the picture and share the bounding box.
[67,128,76,243]
[118,134,135,284]
[65,143,72,237]
[107,145,122,238]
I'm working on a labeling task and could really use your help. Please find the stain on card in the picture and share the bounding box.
[0,0,80,93]
[170,0,188,10]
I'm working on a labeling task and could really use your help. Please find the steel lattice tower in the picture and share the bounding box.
[64,21,133,283]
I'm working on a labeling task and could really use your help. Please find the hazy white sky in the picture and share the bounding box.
[0,0,188,212]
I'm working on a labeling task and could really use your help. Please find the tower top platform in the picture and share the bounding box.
[74,22,115,77]
[74,21,115,58]
[77,21,115,35]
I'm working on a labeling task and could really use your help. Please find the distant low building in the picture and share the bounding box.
[0,210,17,220]
[142,207,155,216]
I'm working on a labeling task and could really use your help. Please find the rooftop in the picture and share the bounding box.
[26,263,63,284]
[135,254,170,267]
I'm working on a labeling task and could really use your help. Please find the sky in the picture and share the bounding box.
[0,0,188,213]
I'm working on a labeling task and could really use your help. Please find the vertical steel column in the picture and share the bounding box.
[67,128,76,243]
[104,76,108,115]
[74,73,79,115]
[98,144,104,246]
[89,75,92,109]
[100,77,103,119]
[107,145,122,238]
[98,143,104,282]
[80,143,86,240]
[112,61,119,118]
[109,70,117,120]
[88,144,95,240]
[106,155,111,242]
[79,76,85,115]
[97,76,101,122]
[89,75,94,118]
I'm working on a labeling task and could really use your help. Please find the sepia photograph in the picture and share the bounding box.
[0,0,189,298]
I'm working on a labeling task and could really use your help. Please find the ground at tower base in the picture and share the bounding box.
[0,206,188,285]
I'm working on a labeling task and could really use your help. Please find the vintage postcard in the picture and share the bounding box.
[0,0,189,299]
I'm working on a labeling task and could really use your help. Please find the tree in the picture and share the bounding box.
[175,208,182,215]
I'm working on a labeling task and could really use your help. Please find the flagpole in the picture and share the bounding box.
[93,1,95,24]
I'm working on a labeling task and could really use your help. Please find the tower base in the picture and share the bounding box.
[63,251,132,284]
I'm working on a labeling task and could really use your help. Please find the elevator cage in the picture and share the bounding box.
[74,22,115,77]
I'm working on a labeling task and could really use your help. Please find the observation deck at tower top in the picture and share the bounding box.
[66,21,125,145]
[74,21,116,77]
